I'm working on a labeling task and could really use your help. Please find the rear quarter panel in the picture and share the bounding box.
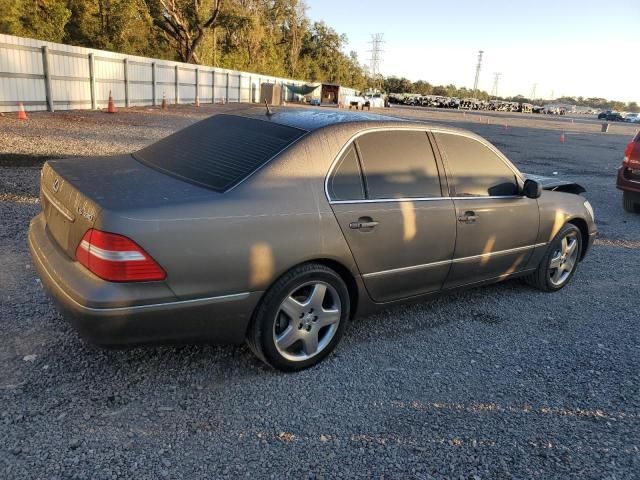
[96,129,360,301]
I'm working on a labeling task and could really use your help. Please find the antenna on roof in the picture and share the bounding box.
[264,99,274,117]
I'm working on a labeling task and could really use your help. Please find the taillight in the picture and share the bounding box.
[75,229,166,282]
[623,141,634,166]
[624,139,640,168]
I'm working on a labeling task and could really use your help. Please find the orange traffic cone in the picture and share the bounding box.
[560,133,566,144]
[17,102,28,120]
[161,92,168,111]
[107,91,116,113]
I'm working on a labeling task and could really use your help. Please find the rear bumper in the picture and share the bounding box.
[616,166,640,194]
[28,214,261,346]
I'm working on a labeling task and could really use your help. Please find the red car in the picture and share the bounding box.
[617,132,640,213]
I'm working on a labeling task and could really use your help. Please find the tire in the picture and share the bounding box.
[623,191,640,214]
[247,263,350,372]
[524,223,582,292]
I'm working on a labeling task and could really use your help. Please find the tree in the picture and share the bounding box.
[146,0,224,63]
[0,0,71,43]
[383,76,412,93]
[65,0,165,57]
[412,80,432,95]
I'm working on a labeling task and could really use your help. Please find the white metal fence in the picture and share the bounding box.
[0,34,311,113]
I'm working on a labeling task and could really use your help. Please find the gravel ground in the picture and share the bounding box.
[1,104,639,479]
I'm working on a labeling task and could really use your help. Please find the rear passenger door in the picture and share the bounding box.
[433,132,540,288]
[328,129,457,302]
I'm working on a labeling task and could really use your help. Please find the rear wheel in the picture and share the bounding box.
[525,223,582,292]
[247,263,350,371]
[623,191,640,213]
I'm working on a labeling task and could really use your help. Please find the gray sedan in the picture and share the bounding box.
[28,108,597,371]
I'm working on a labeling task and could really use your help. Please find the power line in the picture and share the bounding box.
[368,33,384,87]
[491,72,502,98]
[472,50,484,99]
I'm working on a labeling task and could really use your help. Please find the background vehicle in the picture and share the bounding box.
[617,132,640,213]
[601,111,625,122]
[28,109,596,371]
[624,113,640,123]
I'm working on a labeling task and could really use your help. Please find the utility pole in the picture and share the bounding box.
[531,83,537,101]
[491,72,502,98]
[472,50,484,99]
[368,33,384,90]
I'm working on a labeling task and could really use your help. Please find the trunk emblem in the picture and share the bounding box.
[52,178,60,193]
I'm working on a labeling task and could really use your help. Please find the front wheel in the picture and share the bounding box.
[247,263,350,371]
[525,223,582,292]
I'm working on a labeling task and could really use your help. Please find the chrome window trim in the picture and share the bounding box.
[361,243,547,279]
[324,126,445,203]
[430,128,525,184]
[329,195,523,205]
[324,126,525,203]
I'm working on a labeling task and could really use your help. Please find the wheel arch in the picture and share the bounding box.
[248,257,361,333]
[311,258,360,319]
[567,217,589,260]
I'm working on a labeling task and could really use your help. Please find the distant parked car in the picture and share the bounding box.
[624,113,640,123]
[617,132,640,213]
[597,110,611,120]
[604,112,625,122]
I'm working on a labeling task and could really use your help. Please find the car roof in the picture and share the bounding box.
[233,107,404,132]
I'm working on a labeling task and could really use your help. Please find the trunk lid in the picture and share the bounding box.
[40,155,217,259]
[41,161,100,258]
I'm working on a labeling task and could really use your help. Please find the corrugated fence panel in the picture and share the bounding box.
[178,67,197,102]
[155,64,175,104]
[0,40,46,110]
[49,49,91,110]
[0,33,329,112]
[129,62,152,105]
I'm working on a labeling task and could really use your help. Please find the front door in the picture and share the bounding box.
[432,131,540,288]
[327,129,457,302]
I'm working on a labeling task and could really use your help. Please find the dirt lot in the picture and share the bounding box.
[1,104,639,479]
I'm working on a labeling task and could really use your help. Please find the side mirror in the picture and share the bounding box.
[522,179,542,199]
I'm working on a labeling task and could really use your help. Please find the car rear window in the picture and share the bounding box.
[133,115,306,192]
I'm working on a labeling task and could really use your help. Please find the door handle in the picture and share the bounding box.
[349,217,379,229]
[457,211,478,223]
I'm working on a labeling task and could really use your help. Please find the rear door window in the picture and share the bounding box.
[434,133,519,196]
[327,145,365,201]
[355,130,442,199]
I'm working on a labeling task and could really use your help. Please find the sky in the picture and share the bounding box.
[305,0,639,103]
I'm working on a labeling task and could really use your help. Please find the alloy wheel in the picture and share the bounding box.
[549,231,579,286]
[272,281,341,362]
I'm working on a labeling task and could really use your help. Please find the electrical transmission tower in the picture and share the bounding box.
[472,50,484,99]
[491,72,502,98]
[368,33,384,89]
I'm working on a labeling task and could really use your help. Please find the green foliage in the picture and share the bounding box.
[0,0,71,42]
[1,1,635,110]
